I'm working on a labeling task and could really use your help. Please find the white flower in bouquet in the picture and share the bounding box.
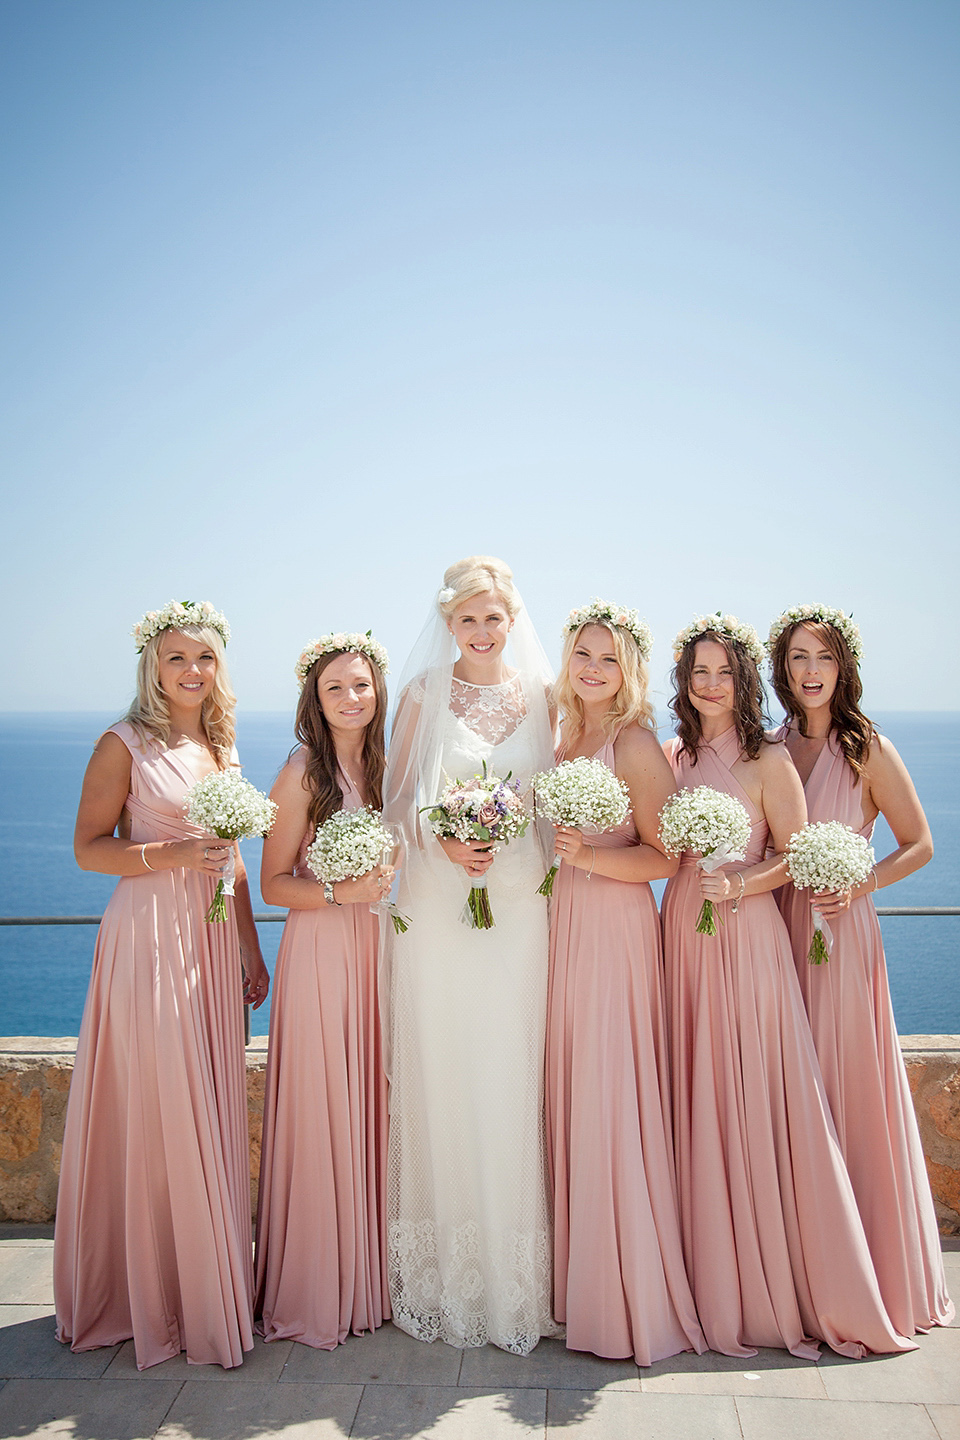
[183,772,278,923]
[305,808,410,932]
[658,786,751,937]
[531,757,630,896]
[423,766,530,929]
[785,820,875,964]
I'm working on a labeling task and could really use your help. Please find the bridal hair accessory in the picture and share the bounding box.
[295,631,389,689]
[672,612,764,667]
[133,600,230,652]
[436,586,457,605]
[766,604,864,662]
[563,599,653,661]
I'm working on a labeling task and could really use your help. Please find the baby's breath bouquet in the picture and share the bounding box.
[785,821,875,964]
[306,808,409,933]
[423,765,529,929]
[658,786,751,937]
[531,757,630,896]
[183,772,278,923]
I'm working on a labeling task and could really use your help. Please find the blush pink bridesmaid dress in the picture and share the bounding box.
[661,727,915,1360]
[54,724,254,1370]
[545,735,705,1365]
[254,771,389,1348]
[777,728,953,1334]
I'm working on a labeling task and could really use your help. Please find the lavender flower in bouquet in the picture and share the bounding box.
[531,757,630,896]
[183,772,278,923]
[658,786,751,936]
[423,765,530,929]
[785,820,875,964]
[305,807,410,933]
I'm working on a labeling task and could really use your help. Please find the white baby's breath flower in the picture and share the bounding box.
[530,756,631,894]
[785,819,874,964]
[658,786,751,938]
[306,807,392,883]
[183,771,277,922]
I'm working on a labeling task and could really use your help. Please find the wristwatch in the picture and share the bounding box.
[323,881,340,906]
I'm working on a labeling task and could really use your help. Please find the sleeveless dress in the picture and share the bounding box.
[661,728,914,1359]
[387,676,557,1354]
[777,727,953,1333]
[545,734,705,1364]
[254,770,390,1347]
[54,723,254,1370]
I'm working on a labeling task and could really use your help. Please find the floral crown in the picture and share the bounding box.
[563,599,653,661]
[672,612,765,666]
[766,604,863,662]
[132,599,230,652]
[295,631,389,689]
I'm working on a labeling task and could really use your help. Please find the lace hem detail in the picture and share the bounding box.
[387,1218,559,1354]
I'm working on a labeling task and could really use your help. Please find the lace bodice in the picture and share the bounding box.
[447,674,527,746]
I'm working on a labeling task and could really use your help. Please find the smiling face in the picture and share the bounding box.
[157,629,218,715]
[448,589,513,667]
[316,652,378,739]
[567,624,623,709]
[785,624,839,717]
[687,638,735,722]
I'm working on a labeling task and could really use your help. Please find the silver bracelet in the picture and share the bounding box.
[141,844,155,872]
[323,880,341,907]
[586,845,596,880]
[731,871,746,914]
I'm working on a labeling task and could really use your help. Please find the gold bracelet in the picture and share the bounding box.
[141,843,155,872]
[731,871,746,914]
[586,845,596,880]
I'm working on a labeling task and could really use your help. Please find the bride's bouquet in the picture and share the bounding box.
[183,772,278,923]
[306,807,410,933]
[658,786,751,937]
[531,757,630,896]
[423,765,530,929]
[785,820,875,964]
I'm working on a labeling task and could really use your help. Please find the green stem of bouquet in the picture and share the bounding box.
[205,879,228,924]
[538,860,560,898]
[462,883,495,929]
[695,897,723,937]
[807,929,830,965]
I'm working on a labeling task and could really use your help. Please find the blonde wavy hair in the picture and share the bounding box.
[436,555,522,620]
[124,625,237,768]
[554,620,656,738]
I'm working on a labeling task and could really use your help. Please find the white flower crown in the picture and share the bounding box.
[766,604,863,662]
[563,599,653,661]
[295,631,389,690]
[132,599,230,652]
[672,612,765,666]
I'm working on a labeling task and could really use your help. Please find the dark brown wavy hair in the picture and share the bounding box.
[769,620,875,780]
[294,651,387,832]
[671,630,770,764]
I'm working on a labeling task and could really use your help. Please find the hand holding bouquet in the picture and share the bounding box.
[183,772,278,923]
[306,808,409,933]
[531,757,630,896]
[785,820,875,963]
[658,786,751,936]
[423,766,529,928]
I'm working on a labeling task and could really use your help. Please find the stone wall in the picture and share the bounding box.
[2,1036,959,1234]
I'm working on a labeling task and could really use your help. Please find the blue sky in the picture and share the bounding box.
[2,0,957,714]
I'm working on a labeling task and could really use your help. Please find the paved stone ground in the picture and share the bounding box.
[0,1225,957,1440]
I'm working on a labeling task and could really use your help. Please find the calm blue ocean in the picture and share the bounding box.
[0,711,957,1037]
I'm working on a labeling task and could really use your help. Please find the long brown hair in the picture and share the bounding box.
[770,620,875,779]
[295,651,388,831]
[671,631,769,763]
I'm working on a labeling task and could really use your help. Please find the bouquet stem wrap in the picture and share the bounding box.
[809,909,834,965]
[206,849,236,924]
[695,842,739,937]
[464,877,495,930]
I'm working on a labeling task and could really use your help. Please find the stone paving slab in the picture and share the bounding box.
[0,1245,54,1305]
[0,1304,120,1379]
[103,1336,295,1384]
[0,1375,183,1439]
[927,1405,960,1440]
[350,1384,546,1439]
[819,1327,960,1404]
[155,1381,363,1440]
[458,1338,639,1392]
[735,1395,942,1440]
[280,1324,462,1387]
[546,1388,743,1437]
[640,1343,828,1398]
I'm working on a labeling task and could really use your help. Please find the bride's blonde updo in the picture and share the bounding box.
[436,556,522,620]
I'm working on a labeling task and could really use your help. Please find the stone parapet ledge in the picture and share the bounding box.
[2,1035,959,1232]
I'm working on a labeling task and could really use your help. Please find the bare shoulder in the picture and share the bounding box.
[615,722,665,765]
[271,746,310,798]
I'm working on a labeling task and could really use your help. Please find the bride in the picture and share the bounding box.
[383,556,558,1354]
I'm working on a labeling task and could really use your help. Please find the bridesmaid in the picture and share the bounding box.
[768,604,953,1333]
[545,601,704,1365]
[254,633,393,1348]
[661,613,914,1359]
[55,600,268,1370]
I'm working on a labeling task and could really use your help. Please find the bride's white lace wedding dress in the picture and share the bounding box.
[386,674,558,1354]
